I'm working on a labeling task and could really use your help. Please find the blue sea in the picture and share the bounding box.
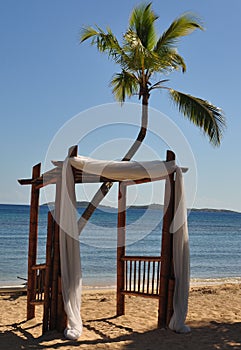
[0,204,241,288]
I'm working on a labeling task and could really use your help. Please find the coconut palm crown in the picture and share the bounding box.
[80,2,225,147]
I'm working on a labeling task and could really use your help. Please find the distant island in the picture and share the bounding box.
[69,202,239,214]
[75,201,164,211]
[0,203,239,214]
[40,201,240,214]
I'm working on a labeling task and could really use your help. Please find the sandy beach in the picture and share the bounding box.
[0,283,241,349]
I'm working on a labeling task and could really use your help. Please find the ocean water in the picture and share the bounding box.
[0,204,241,287]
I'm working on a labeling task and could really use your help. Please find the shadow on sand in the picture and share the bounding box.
[1,317,241,350]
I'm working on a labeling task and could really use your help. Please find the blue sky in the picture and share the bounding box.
[0,0,240,212]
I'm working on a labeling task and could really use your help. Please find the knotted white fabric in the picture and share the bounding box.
[70,155,178,181]
[59,159,83,340]
[169,167,190,333]
[59,155,190,339]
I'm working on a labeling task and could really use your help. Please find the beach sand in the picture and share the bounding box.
[1,283,241,349]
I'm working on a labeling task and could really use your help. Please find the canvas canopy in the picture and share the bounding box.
[68,155,187,181]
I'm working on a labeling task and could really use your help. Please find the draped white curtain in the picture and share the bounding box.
[59,159,83,340]
[70,155,178,180]
[59,156,190,340]
[169,167,190,333]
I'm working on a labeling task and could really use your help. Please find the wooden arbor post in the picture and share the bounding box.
[117,181,127,316]
[43,211,54,332]
[158,150,175,328]
[27,163,41,320]
[49,174,63,331]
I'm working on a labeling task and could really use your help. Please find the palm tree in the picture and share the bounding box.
[77,2,225,232]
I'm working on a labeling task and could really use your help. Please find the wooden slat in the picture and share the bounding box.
[147,261,151,294]
[75,173,117,183]
[125,261,128,291]
[30,300,44,306]
[121,291,160,299]
[18,178,34,185]
[156,262,160,295]
[123,174,169,186]
[138,261,141,292]
[34,270,38,301]
[32,264,46,270]
[20,165,173,187]
[20,173,170,186]
[35,177,58,190]
[51,160,63,167]
[142,261,146,294]
[68,145,78,157]
[152,262,155,294]
[19,167,60,187]
[129,260,132,291]
[133,261,136,292]
[122,256,162,262]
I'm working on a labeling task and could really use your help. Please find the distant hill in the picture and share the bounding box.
[75,202,239,213]
[75,202,164,211]
[189,208,239,214]
[41,201,240,214]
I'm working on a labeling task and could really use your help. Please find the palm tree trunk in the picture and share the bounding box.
[78,96,149,233]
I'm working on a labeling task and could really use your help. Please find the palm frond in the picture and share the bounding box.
[123,29,159,71]
[155,13,203,51]
[80,26,99,43]
[169,89,226,146]
[168,51,186,72]
[110,70,139,103]
[124,30,145,56]
[129,2,158,50]
[149,79,169,90]
[80,26,126,63]
[171,52,186,72]
[151,47,187,73]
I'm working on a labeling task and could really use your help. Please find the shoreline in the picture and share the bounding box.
[1,276,241,292]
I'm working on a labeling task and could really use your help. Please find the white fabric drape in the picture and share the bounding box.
[59,156,190,340]
[59,159,83,340]
[169,167,190,333]
[70,155,178,181]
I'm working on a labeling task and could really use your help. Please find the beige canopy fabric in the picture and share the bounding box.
[59,155,190,340]
[70,155,187,181]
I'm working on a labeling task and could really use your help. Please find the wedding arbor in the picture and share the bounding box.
[18,145,190,338]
